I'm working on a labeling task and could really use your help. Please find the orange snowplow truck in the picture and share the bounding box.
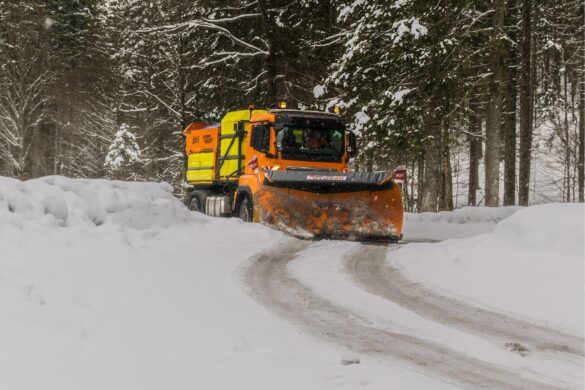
[183,107,403,241]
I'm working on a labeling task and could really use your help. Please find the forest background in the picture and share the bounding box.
[0,0,583,211]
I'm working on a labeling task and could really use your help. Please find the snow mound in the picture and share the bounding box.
[3,177,432,390]
[0,176,194,230]
[492,203,583,259]
[404,206,521,240]
[394,203,584,335]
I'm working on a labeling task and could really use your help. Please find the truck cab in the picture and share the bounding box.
[235,109,357,220]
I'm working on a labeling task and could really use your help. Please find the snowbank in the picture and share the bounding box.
[404,206,521,241]
[394,203,584,335]
[0,176,449,390]
[0,176,192,229]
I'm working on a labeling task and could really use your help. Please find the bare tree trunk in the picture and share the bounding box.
[417,153,425,212]
[577,88,585,202]
[485,0,505,207]
[178,33,188,131]
[468,95,482,206]
[402,164,410,211]
[503,0,518,206]
[564,70,571,202]
[409,163,415,212]
[577,76,585,202]
[441,116,454,211]
[258,0,282,104]
[579,3,585,203]
[421,119,441,212]
[518,0,533,206]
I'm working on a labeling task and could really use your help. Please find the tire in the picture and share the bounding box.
[188,196,203,213]
[188,191,208,214]
[239,197,253,222]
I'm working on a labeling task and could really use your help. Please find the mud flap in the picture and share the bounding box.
[258,171,403,241]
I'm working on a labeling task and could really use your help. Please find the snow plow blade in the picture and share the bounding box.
[257,171,403,242]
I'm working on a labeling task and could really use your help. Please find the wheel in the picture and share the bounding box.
[188,191,208,214]
[188,196,203,213]
[188,190,210,214]
[239,197,253,222]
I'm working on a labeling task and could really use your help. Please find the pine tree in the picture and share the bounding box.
[104,123,141,179]
[329,0,492,211]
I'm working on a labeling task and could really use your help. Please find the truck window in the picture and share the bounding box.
[251,124,270,152]
[276,126,344,162]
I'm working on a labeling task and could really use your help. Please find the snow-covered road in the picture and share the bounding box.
[241,239,582,389]
[0,177,582,389]
[346,244,583,357]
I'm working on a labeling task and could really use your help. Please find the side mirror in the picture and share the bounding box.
[393,166,406,184]
[347,131,358,158]
[250,124,271,153]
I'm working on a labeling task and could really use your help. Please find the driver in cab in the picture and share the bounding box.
[305,129,327,149]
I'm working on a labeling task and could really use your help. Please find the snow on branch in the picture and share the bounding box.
[203,14,261,24]
[194,50,267,68]
[138,19,269,68]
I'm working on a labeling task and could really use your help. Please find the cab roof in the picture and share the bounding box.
[270,109,344,129]
[270,109,341,118]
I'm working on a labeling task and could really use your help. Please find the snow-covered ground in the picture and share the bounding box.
[404,206,521,241]
[0,176,582,389]
[289,241,584,388]
[0,177,451,389]
[397,203,584,336]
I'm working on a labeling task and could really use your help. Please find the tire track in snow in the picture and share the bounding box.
[345,244,584,358]
[240,239,561,390]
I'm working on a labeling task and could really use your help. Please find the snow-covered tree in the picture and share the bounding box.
[0,0,53,178]
[104,123,141,179]
[0,0,581,206]
[45,0,114,179]
[328,0,488,211]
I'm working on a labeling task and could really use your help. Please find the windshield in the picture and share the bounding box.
[276,126,344,162]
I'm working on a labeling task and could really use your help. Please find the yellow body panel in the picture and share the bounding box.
[183,109,268,184]
[218,158,241,179]
[187,151,215,169]
[218,109,267,179]
[186,152,215,182]
[220,109,267,135]
[186,170,214,182]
